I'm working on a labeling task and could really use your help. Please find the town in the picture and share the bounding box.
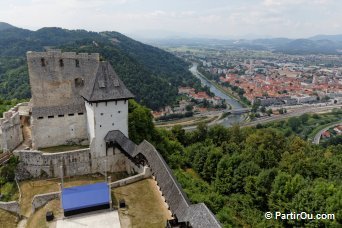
[170,48,342,108]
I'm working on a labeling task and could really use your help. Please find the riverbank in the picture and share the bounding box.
[209,80,250,108]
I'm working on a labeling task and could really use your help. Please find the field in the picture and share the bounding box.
[26,199,61,228]
[39,144,89,153]
[0,209,17,228]
[113,178,172,227]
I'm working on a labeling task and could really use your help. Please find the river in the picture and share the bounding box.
[189,63,246,127]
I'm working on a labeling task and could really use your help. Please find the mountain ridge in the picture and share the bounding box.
[0,22,16,31]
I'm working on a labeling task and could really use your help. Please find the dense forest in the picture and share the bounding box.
[0,23,201,110]
[128,100,341,227]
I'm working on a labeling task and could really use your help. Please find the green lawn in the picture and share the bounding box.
[113,179,172,228]
[39,144,89,153]
[0,209,17,228]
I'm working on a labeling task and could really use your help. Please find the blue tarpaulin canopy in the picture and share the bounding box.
[62,182,110,216]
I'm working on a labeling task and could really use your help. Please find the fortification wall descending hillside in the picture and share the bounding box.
[27,50,100,108]
[104,130,222,227]
[0,104,24,151]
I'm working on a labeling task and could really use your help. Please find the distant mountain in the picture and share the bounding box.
[0,25,200,110]
[0,22,16,31]
[273,38,342,54]
[309,34,342,42]
[150,36,342,55]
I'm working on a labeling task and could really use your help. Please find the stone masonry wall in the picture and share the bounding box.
[109,166,151,188]
[14,148,141,180]
[31,113,88,149]
[0,104,24,152]
[0,201,20,214]
[31,192,60,212]
[27,50,100,108]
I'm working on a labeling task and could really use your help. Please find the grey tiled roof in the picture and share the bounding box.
[81,62,134,102]
[32,103,85,117]
[104,130,136,156]
[186,203,222,228]
[134,140,191,221]
[105,130,222,228]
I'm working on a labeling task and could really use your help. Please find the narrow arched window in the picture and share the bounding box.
[59,59,64,67]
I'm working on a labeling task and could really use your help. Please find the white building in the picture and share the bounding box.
[81,62,134,157]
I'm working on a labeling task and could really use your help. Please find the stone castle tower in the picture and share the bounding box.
[27,50,133,158]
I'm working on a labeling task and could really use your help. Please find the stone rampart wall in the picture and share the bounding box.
[109,166,151,188]
[31,192,60,212]
[0,201,20,214]
[0,103,24,151]
[14,147,142,180]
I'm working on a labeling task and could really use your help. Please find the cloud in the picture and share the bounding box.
[0,0,341,38]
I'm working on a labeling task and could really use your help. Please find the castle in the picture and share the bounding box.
[0,50,221,227]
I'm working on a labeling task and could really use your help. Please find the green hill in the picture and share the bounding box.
[0,22,16,31]
[0,25,200,110]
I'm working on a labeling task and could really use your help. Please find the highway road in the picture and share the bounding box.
[312,122,342,144]
[242,104,342,127]
[183,104,342,131]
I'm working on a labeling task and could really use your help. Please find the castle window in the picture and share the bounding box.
[112,123,114,126]
[58,114,64,117]
[37,117,44,119]
[118,111,121,113]
[68,113,74,116]
[75,59,80,67]
[41,58,46,67]
[59,59,64,67]
[100,125,102,127]
[78,113,84,115]
[74,78,84,87]
[100,113,103,116]
[48,116,54,119]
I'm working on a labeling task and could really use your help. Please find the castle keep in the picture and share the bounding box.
[0,50,221,227]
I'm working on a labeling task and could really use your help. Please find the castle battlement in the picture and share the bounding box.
[0,103,24,151]
[27,50,100,60]
[0,103,22,126]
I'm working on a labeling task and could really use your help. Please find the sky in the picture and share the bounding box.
[0,0,341,39]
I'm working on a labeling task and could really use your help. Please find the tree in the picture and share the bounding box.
[202,148,223,182]
[128,99,155,144]
[171,125,186,145]
[292,179,341,226]
[288,117,301,132]
[208,125,230,146]
[251,100,260,113]
[215,154,242,194]
[244,168,278,210]
[299,113,309,123]
[244,129,286,169]
[260,106,266,113]
[185,104,193,112]
[269,172,307,213]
